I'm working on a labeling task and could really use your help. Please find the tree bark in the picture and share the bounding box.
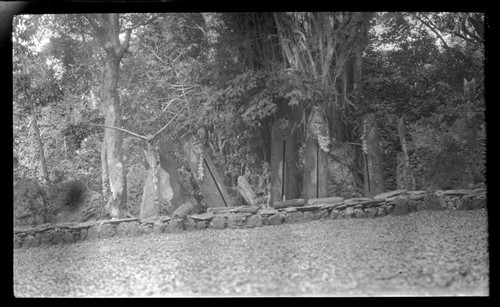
[29,104,50,185]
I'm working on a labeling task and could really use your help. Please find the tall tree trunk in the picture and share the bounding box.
[30,104,50,185]
[101,135,110,197]
[101,56,127,218]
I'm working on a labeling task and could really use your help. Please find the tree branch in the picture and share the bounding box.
[87,123,148,140]
[413,14,451,51]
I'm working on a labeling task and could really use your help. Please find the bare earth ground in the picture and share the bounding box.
[13,209,489,297]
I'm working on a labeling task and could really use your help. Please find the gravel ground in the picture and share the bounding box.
[13,209,489,297]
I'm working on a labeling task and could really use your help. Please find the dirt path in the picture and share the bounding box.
[13,209,489,297]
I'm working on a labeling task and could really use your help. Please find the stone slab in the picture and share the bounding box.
[373,190,407,200]
[190,212,215,221]
[307,197,344,206]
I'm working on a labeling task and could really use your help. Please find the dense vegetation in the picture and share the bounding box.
[13,12,485,220]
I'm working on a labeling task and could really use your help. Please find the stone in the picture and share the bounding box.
[307,197,344,206]
[207,207,234,214]
[377,206,386,217]
[172,201,196,219]
[339,207,354,218]
[365,207,377,218]
[303,211,315,221]
[169,219,184,233]
[273,199,306,209]
[354,208,366,218]
[99,223,116,239]
[191,212,215,221]
[284,211,303,223]
[210,216,226,230]
[261,216,269,226]
[456,195,485,210]
[141,224,153,234]
[391,199,408,216]
[23,235,36,249]
[407,190,426,201]
[107,217,140,225]
[87,226,99,240]
[230,206,259,214]
[471,198,486,209]
[258,208,279,216]
[52,229,64,245]
[153,221,167,234]
[268,214,283,226]
[183,217,196,231]
[314,209,328,220]
[80,228,88,241]
[245,215,262,228]
[62,231,74,244]
[373,189,407,200]
[344,198,373,206]
[296,204,324,212]
[140,166,175,219]
[14,235,22,249]
[196,221,208,230]
[330,209,339,219]
[407,200,419,212]
[440,189,472,196]
[237,176,258,206]
[423,193,445,211]
[227,214,246,229]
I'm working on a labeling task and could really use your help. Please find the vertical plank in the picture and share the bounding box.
[361,113,385,197]
[270,120,298,205]
[303,107,329,200]
[181,132,233,208]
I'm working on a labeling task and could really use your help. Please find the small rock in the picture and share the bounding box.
[80,228,88,241]
[354,208,366,218]
[62,231,74,244]
[196,221,208,230]
[14,235,22,249]
[141,224,153,234]
[210,216,226,230]
[365,207,377,218]
[268,214,283,225]
[87,226,99,240]
[330,209,339,219]
[261,216,269,226]
[303,211,315,221]
[227,214,246,229]
[23,235,36,249]
[296,204,325,212]
[230,206,259,214]
[284,211,303,223]
[314,209,328,220]
[169,219,184,233]
[245,215,262,228]
[391,199,408,216]
[172,201,195,219]
[153,221,167,234]
[99,223,116,239]
[339,207,354,218]
[377,206,386,217]
[183,217,196,231]
[407,200,419,212]
[52,229,64,245]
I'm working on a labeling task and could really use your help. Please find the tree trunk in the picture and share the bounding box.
[101,57,127,218]
[101,136,110,197]
[30,104,50,185]
[361,113,384,197]
[397,116,416,190]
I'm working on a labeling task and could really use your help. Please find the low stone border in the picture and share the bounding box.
[13,188,486,249]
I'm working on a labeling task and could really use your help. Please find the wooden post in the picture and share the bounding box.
[270,120,298,206]
[361,113,384,197]
[303,106,329,200]
[181,132,233,208]
[397,116,416,190]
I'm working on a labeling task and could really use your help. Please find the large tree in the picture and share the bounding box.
[81,13,158,218]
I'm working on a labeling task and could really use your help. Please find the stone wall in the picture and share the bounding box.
[13,188,486,249]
